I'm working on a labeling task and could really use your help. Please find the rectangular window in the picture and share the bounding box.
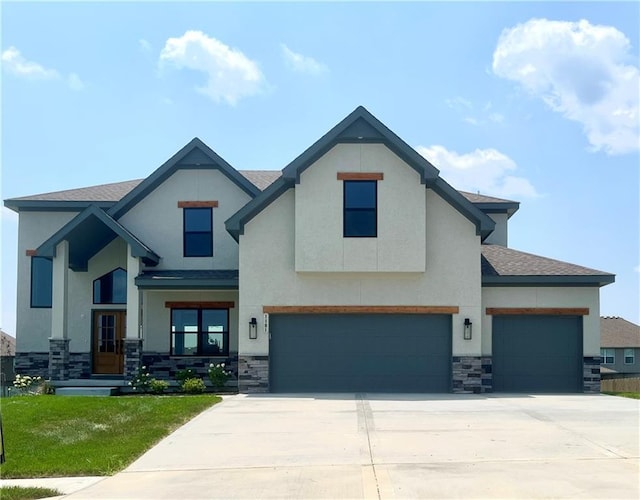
[31,256,53,308]
[184,207,213,257]
[624,348,635,364]
[343,180,377,237]
[171,308,229,356]
[600,348,614,364]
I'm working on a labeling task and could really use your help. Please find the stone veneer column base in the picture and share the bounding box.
[124,339,143,379]
[452,356,492,394]
[238,355,269,393]
[49,338,70,381]
[583,356,601,393]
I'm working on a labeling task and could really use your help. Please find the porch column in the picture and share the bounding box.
[123,247,143,378]
[49,240,70,380]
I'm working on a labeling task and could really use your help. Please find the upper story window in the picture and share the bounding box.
[93,268,127,304]
[31,256,53,308]
[343,180,378,237]
[600,348,614,364]
[183,206,213,257]
[624,348,635,364]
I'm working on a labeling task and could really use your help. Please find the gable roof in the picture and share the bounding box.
[108,138,262,219]
[481,244,615,286]
[0,329,16,357]
[35,205,160,271]
[226,106,496,241]
[601,317,640,348]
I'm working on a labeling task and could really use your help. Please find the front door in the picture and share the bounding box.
[93,310,126,374]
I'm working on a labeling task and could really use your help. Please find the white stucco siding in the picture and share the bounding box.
[484,213,508,247]
[120,169,252,270]
[239,186,483,357]
[143,290,239,354]
[16,211,77,352]
[295,144,427,272]
[481,287,601,356]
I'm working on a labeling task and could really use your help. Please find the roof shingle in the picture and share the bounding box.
[600,317,640,348]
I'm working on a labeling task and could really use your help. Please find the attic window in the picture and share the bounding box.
[94,268,127,304]
[343,180,377,237]
[183,207,213,257]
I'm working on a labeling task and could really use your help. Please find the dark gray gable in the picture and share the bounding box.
[109,137,260,220]
[227,106,496,241]
[36,205,160,271]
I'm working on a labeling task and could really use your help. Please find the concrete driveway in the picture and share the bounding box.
[67,394,639,499]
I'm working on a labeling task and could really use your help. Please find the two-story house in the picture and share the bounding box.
[4,106,614,394]
[600,316,640,378]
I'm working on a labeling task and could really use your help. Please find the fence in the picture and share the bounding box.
[601,377,640,393]
[1,356,15,397]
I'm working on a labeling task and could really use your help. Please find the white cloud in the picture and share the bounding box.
[493,18,639,155]
[281,44,328,75]
[159,30,266,105]
[1,46,84,91]
[416,145,539,199]
[1,46,59,80]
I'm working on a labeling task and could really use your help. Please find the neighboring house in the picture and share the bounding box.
[600,317,640,377]
[0,330,16,357]
[0,329,16,388]
[4,106,615,394]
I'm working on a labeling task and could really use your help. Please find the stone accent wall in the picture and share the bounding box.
[68,353,91,379]
[452,356,492,394]
[583,356,601,393]
[140,352,239,388]
[15,352,49,377]
[124,339,143,378]
[49,338,70,380]
[238,355,269,393]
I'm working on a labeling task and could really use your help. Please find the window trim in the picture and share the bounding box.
[30,256,53,309]
[93,267,127,305]
[170,306,230,357]
[624,348,635,365]
[343,179,378,238]
[601,348,615,364]
[183,207,213,257]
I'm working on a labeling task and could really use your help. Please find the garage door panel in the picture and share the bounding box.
[270,314,451,393]
[493,315,583,393]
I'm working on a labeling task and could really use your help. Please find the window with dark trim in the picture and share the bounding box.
[171,308,229,356]
[93,268,127,304]
[624,348,635,364]
[31,256,53,308]
[184,207,213,257]
[600,348,614,364]
[343,180,377,237]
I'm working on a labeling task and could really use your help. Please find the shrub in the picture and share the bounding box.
[128,366,152,392]
[208,363,232,391]
[181,377,206,394]
[175,368,197,384]
[10,374,44,395]
[149,379,169,394]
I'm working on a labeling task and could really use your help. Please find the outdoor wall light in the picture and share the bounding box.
[463,318,473,340]
[249,317,258,339]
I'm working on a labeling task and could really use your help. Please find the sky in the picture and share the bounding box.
[1,1,639,336]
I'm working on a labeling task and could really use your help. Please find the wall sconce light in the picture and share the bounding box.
[463,318,472,340]
[249,317,258,339]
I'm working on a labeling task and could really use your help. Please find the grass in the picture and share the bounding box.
[603,391,640,400]
[0,395,220,478]
[0,486,62,500]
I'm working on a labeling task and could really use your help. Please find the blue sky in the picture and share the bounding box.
[1,2,639,335]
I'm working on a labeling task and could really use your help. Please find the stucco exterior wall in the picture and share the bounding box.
[481,287,601,355]
[295,144,426,272]
[16,210,77,352]
[484,213,508,247]
[120,169,251,271]
[239,183,483,358]
[143,290,239,354]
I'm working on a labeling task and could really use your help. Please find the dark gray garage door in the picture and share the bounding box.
[269,314,451,393]
[492,315,583,393]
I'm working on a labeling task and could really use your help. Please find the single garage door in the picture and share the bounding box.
[269,314,451,393]
[492,315,583,393]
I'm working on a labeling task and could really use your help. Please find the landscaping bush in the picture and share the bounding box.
[208,363,232,391]
[181,377,206,394]
[175,368,197,383]
[128,366,152,392]
[149,379,169,394]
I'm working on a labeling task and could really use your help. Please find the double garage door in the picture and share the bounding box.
[269,314,452,393]
[492,315,584,393]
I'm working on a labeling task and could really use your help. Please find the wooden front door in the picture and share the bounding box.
[93,310,126,374]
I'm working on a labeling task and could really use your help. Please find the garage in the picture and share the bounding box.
[492,315,583,393]
[269,314,452,393]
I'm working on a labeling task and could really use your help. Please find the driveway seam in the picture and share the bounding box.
[357,394,381,500]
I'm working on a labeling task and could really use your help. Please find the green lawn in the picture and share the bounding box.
[0,486,62,500]
[0,395,220,478]
[603,392,640,400]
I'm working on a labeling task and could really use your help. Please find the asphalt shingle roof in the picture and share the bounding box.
[600,317,640,348]
[481,244,612,277]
